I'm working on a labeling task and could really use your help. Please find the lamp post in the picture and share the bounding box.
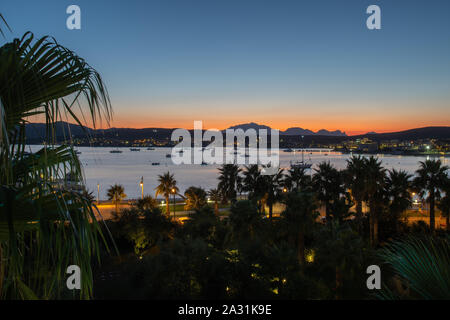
[140,176,144,199]
[97,182,100,204]
[171,188,176,219]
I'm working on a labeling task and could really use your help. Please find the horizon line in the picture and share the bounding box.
[27,121,450,137]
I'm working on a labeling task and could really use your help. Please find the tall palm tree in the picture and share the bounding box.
[281,191,319,266]
[385,169,412,233]
[242,164,261,200]
[262,167,285,220]
[285,166,311,192]
[107,184,127,213]
[413,159,448,232]
[312,161,342,222]
[363,156,386,246]
[155,171,178,217]
[0,28,112,298]
[241,164,267,213]
[345,155,366,218]
[208,188,222,216]
[217,164,241,204]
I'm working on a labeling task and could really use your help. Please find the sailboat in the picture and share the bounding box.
[290,149,312,170]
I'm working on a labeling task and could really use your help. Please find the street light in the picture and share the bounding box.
[140,176,144,199]
[171,188,176,219]
[97,182,100,204]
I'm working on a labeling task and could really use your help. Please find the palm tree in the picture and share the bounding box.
[155,171,178,217]
[135,195,158,211]
[184,186,207,211]
[107,184,127,213]
[385,169,412,233]
[413,159,449,232]
[241,164,266,213]
[312,161,342,223]
[285,166,311,192]
[228,200,262,242]
[345,155,366,218]
[378,236,450,299]
[217,164,241,204]
[363,156,386,246]
[281,191,319,266]
[242,164,261,200]
[208,188,222,216]
[0,27,112,298]
[262,167,285,220]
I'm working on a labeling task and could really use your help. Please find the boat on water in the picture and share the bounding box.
[284,148,294,152]
[130,148,141,151]
[147,147,155,150]
[290,149,312,170]
[110,149,123,154]
[151,162,160,166]
[166,154,172,158]
[201,161,208,166]
[75,150,82,155]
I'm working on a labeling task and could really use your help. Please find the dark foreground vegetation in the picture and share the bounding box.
[1,15,448,300]
[93,158,450,300]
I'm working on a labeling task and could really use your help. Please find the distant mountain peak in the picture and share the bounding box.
[226,122,272,131]
[226,123,347,136]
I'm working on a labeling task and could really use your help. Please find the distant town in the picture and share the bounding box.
[25,122,450,156]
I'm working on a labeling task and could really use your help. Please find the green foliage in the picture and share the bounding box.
[111,206,175,256]
[377,235,450,299]
[0,28,112,299]
[184,186,207,211]
[155,171,178,216]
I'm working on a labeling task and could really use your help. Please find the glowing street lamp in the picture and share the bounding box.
[171,188,176,219]
[97,182,100,204]
[139,176,144,199]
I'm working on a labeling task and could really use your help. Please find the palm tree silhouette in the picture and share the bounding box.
[0,22,112,298]
[385,169,412,233]
[217,164,241,204]
[184,186,207,210]
[345,155,366,218]
[285,166,311,192]
[262,167,285,220]
[281,191,318,266]
[413,159,449,232]
[107,184,127,213]
[135,195,158,211]
[312,161,342,223]
[155,171,179,217]
[363,156,386,246]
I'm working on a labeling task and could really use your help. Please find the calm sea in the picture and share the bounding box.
[28,146,448,200]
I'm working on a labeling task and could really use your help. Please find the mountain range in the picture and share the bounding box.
[226,122,347,136]
[23,121,450,145]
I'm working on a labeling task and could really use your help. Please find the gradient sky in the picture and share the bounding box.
[2,0,450,135]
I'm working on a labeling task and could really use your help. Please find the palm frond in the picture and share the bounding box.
[377,236,450,299]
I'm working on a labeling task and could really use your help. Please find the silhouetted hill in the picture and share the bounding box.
[352,126,450,141]
[227,123,347,136]
[24,122,450,146]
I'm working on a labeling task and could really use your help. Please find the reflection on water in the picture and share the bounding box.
[28,146,448,200]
